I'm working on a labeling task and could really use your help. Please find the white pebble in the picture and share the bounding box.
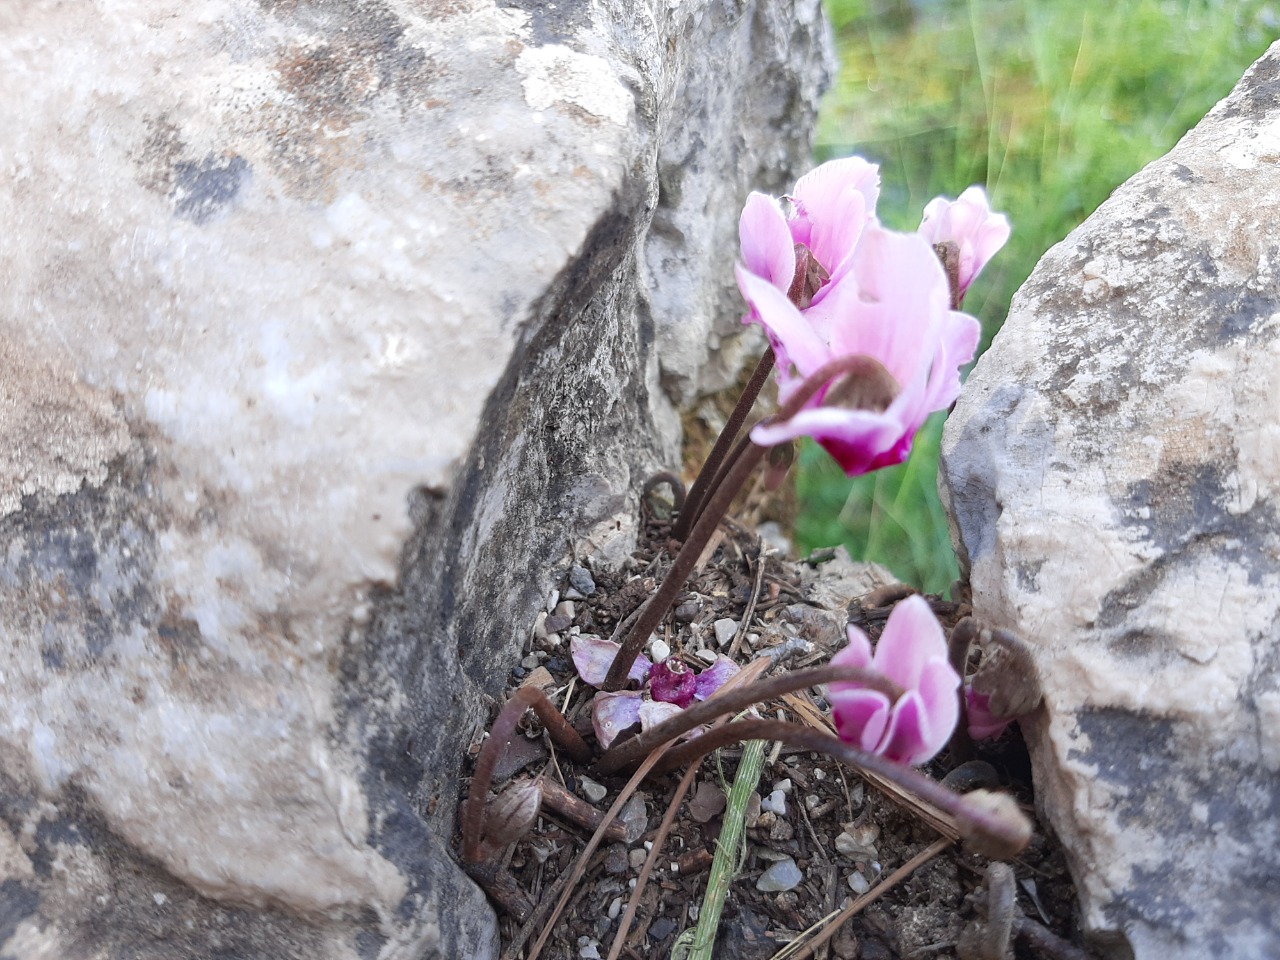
[555,600,576,620]
[649,638,671,662]
[579,776,607,803]
[577,936,601,959]
[713,618,738,646]
[772,778,793,795]
[756,857,803,892]
[760,789,787,816]
[813,768,826,781]
[607,897,622,920]
[848,871,871,895]
[696,648,718,664]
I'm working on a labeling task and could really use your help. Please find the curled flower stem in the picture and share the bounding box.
[593,663,905,775]
[648,719,1031,858]
[672,348,775,543]
[462,686,592,863]
[603,354,894,691]
[947,616,981,763]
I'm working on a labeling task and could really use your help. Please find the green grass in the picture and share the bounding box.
[794,0,1277,593]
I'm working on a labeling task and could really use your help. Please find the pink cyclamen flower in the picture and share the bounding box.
[571,635,739,749]
[827,596,960,765]
[739,157,880,369]
[965,687,1017,741]
[918,186,1011,304]
[739,224,981,475]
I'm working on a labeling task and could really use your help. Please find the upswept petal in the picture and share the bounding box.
[914,310,981,419]
[572,635,651,687]
[872,595,947,689]
[832,626,874,670]
[877,690,930,764]
[739,192,797,292]
[966,688,1015,741]
[789,157,880,266]
[915,658,962,748]
[736,266,829,377]
[829,688,890,753]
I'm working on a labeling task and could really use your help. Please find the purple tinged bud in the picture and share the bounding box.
[649,659,697,708]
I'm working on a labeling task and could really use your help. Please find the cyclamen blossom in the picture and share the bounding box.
[965,686,1017,741]
[571,635,738,749]
[739,226,981,475]
[918,186,1011,304]
[827,596,960,765]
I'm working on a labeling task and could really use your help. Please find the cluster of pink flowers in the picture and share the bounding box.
[738,159,1009,477]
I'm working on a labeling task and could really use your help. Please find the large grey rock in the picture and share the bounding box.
[941,42,1280,960]
[0,1,830,957]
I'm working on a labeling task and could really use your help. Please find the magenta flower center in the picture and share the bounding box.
[649,659,697,708]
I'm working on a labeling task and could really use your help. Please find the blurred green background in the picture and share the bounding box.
[794,0,1277,593]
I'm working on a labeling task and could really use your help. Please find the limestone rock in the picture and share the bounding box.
[0,1,829,957]
[941,42,1280,960]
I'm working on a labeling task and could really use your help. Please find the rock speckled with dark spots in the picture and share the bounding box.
[0,1,830,957]
[941,40,1280,960]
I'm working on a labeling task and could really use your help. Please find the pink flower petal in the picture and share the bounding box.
[736,266,829,377]
[739,192,797,292]
[832,626,874,670]
[829,687,890,752]
[789,158,880,278]
[693,656,740,700]
[571,635,650,688]
[872,595,947,690]
[878,690,931,764]
[591,691,643,749]
[918,186,1010,300]
[967,688,1016,741]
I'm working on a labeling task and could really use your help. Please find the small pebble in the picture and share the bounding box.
[834,832,877,860]
[532,611,549,642]
[713,618,738,646]
[546,589,560,613]
[756,847,791,862]
[569,565,597,596]
[628,849,647,871]
[579,776,607,804]
[520,654,540,669]
[562,587,585,601]
[768,818,794,842]
[554,600,576,620]
[756,857,803,892]
[649,638,671,662]
[772,778,793,795]
[604,844,628,875]
[577,936,601,959]
[648,917,677,940]
[674,600,701,622]
[619,793,648,843]
[813,768,826,781]
[848,871,871,895]
[695,648,718,664]
[545,614,573,634]
[607,897,622,920]
[761,789,788,816]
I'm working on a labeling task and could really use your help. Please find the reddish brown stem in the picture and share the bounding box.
[538,778,629,844]
[593,663,905,775]
[672,348,775,542]
[463,860,536,922]
[650,719,1031,858]
[603,354,890,691]
[462,686,592,863]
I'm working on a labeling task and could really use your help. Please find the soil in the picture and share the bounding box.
[461,503,1089,960]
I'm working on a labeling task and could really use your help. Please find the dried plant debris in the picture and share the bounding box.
[463,515,1091,960]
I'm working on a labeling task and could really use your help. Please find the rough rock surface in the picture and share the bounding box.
[941,42,1280,960]
[0,1,830,957]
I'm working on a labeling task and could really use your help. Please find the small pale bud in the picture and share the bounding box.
[954,789,1032,860]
